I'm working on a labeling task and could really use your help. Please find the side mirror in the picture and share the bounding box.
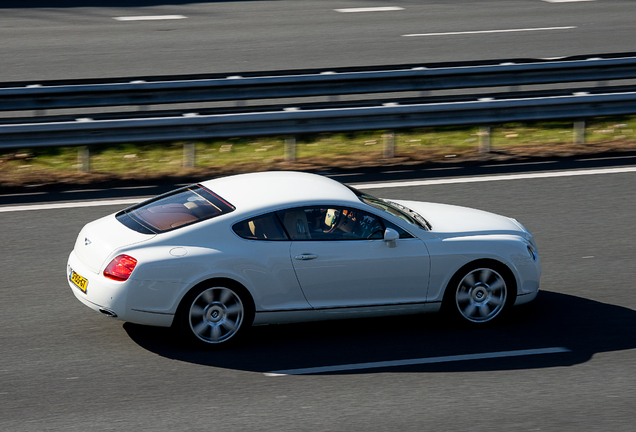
[383,227,399,242]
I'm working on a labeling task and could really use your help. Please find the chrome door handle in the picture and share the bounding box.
[295,254,317,260]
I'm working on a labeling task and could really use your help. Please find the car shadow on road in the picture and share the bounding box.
[124,290,636,375]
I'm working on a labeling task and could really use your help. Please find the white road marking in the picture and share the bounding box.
[403,26,576,37]
[113,15,187,21]
[426,166,463,171]
[264,347,571,376]
[334,7,404,13]
[114,185,157,190]
[0,192,47,198]
[354,166,636,190]
[327,173,365,177]
[543,0,595,3]
[481,161,558,168]
[575,155,636,162]
[61,189,105,194]
[0,198,143,213]
[382,169,416,174]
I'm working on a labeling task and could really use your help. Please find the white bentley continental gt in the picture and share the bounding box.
[67,171,540,346]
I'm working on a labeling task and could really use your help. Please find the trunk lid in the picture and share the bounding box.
[73,213,155,274]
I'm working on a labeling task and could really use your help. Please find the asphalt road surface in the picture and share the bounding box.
[1,162,636,431]
[1,0,636,81]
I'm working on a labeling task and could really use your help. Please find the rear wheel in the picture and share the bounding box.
[179,284,253,346]
[446,264,515,324]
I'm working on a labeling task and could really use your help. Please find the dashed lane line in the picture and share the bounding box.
[0,192,47,198]
[575,155,636,162]
[481,161,558,168]
[334,7,404,13]
[426,166,463,171]
[543,0,595,3]
[61,189,105,194]
[113,15,187,21]
[114,185,158,190]
[403,26,576,37]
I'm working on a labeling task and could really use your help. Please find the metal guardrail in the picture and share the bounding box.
[1,52,636,155]
[1,52,636,112]
[2,91,636,149]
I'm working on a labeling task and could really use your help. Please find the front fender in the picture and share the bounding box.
[425,234,535,302]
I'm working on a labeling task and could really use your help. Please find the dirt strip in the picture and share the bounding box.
[2,140,636,194]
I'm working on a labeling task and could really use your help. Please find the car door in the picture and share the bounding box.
[279,206,430,309]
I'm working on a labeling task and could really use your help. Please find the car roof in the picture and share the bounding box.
[200,171,358,214]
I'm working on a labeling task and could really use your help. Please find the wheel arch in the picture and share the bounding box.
[173,277,256,329]
[443,258,518,308]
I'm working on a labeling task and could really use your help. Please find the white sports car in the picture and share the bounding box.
[67,171,540,346]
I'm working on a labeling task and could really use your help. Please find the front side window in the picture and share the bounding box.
[233,213,289,241]
[117,185,235,234]
[277,207,385,241]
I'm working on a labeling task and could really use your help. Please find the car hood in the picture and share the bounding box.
[391,200,522,235]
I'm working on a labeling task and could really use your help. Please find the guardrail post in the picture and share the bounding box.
[574,120,586,144]
[478,126,491,153]
[383,131,395,158]
[183,142,195,168]
[77,146,90,173]
[285,135,296,161]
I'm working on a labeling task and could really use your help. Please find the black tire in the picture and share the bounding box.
[177,282,254,347]
[443,261,516,325]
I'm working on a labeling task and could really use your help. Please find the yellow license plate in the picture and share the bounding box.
[69,269,88,293]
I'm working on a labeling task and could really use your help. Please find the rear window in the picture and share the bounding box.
[116,185,235,234]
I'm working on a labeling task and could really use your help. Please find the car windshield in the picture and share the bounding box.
[346,185,431,230]
[117,185,235,234]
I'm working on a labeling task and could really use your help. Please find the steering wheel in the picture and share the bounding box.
[324,208,342,233]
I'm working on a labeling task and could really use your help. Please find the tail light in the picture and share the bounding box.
[104,255,138,281]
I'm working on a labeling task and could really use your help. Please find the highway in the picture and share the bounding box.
[1,162,636,431]
[1,0,635,81]
[2,2,636,430]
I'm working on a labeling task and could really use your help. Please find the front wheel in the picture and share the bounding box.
[447,265,514,324]
[179,284,252,346]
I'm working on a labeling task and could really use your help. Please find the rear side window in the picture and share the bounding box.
[233,213,289,241]
[117,185,235,234]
